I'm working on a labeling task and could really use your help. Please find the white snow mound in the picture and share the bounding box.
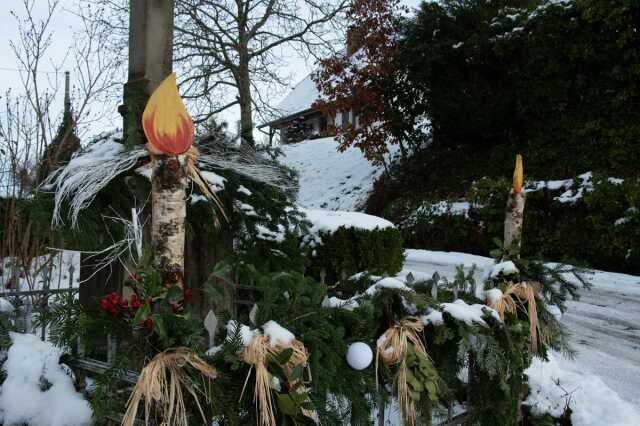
[0,332,92,426]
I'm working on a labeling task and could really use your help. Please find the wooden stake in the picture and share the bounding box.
[503,154,525,259]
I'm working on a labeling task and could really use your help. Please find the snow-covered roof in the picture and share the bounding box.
[276,74,319,117]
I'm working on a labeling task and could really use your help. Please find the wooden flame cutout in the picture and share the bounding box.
[512,154,524,193]
[142,73,194,155]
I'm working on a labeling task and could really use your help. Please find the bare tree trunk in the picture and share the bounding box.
[238,56,254,147]
[503,155,525,259]
[151,155,187,288]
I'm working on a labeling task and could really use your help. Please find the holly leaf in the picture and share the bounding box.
[275,348,294,365]
[165,285,183,302]
[133,303,150,325]
[153,315,167,341]
[276,394,298,416]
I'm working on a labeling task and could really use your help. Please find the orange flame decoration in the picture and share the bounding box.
[512,154,524,193]
[142,73,194,155]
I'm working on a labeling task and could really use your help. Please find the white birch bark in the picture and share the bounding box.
[503,189,526,258]
[151,154,187,287]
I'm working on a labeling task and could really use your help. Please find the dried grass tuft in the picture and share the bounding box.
[239,335,310,426]
[184,146,227,225]
[376,317,428,426]
[121,347,217,426]
[488,281,543,352]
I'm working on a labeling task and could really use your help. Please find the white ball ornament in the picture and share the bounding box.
[346,342,373,370]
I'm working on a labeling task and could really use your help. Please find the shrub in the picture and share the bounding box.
[396,174,640,274]
[391,0,640,176]
[306,226,405,284]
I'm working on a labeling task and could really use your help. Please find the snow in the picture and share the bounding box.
[524,172,625,205]
[402,201,471,226]
[302,208,394,237]
[200,171,226,192]
[364,276,413,296]
[276,74,319,116]
[235,201,259,217]
[554,172,593,204]
[489,260,519,278]
[614,217,630,226]
[421,309,444,326]
[0,298,13,313]
[484,288,504,305]
[278,136,398,211]
[399,248,640,414]
[189,194,207,204]
[322,296,360,311]
[546,304,562,321]
[255,224,286,243]
[0,332,92,426]
[219,320,295,349]
[262,320,296,347]
[525,352,640,425]
[225,320,257,347]
[237,185,252,196]
[440,299,501,326]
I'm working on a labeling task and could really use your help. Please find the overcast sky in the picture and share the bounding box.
[0,0,422,142]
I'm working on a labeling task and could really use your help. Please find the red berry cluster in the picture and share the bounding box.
[99,292,154,332]
[99,292,148,317]
[141,318,153,332]
[99,292,129,316]
[184,288,193,303]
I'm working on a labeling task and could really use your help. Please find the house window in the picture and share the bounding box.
[341,110,350,128]
[320,116,327,132]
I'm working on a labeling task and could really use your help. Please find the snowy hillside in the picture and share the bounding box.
[278,137,395,211]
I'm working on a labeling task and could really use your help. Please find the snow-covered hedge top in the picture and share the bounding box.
[302,208,394,235]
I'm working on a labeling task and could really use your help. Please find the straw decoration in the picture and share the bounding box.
[376,317,429,425]
[488,281,544,352]
[121,347,217,426]
[239,335,311,426]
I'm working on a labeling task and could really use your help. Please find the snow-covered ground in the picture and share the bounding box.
[400,249,640,425]
[278,137,394,211]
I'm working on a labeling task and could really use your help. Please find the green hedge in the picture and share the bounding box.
[398,175,640,274]
[306,226,405,284]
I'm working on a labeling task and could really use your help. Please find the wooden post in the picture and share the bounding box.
[120,0,175,148]
[120,1,190,290]
[503,155,525,259]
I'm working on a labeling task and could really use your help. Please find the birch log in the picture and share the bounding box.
[503,154,525,259]
[152,155,187,287]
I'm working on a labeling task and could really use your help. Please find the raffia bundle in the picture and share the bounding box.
[376,317,428,426]
[239,335,311,426]
[488,281,543,352]
[121,347,217,426]
[183,146,227,224]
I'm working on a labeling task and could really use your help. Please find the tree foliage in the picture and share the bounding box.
[313,0,407,164]
[391,0,640,175]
